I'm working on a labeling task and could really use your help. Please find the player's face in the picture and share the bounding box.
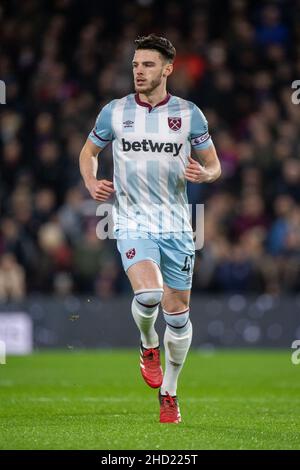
[132,49,171,94]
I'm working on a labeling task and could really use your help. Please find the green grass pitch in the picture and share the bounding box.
[0,349,299,450]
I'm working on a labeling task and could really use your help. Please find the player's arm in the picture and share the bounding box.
[79,138,115,202]
[80,101,115,201]
[184,143,221,184]
[186,103,221,184]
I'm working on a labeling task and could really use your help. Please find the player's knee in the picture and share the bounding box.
[134,288,163,309]
[163,307,191,333]
[162,294,189,314]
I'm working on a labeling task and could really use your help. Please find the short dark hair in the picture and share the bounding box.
[134,34,176,62]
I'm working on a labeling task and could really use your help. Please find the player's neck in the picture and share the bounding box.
[138,88,168,107]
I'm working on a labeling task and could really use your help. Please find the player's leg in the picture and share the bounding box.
[127,259,163,349]
[157,233,194,423]
[127,260,164,388]
[116,232,164,388]
[158,286,192,424]
[161,285,192,396]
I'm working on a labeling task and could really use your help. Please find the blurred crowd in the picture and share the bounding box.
[1,0,300,300]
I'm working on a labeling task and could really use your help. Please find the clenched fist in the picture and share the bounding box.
[86,178,115,202]
[184,156,214,183]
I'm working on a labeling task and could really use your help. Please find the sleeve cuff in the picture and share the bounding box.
[192,137,213,150]
[88,130,111,148]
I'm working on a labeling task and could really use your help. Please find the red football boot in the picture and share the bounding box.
[159,391,181,424]
[140,344,163,389]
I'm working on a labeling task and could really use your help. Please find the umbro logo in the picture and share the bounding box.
[123,120,134,128]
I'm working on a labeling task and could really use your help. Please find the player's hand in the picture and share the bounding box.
[184,156,213,183]
[86,178,115,201]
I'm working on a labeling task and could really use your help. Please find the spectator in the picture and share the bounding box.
[0,253,26,301]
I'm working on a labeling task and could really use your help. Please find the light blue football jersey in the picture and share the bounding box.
[88,93,213,234]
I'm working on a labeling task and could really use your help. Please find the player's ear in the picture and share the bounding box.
[163,62,173,77]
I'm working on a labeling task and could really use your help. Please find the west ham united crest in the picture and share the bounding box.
[126,248,136,259]
[168,117,182,131]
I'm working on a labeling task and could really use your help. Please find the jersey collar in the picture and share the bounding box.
[135,92,171,111]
